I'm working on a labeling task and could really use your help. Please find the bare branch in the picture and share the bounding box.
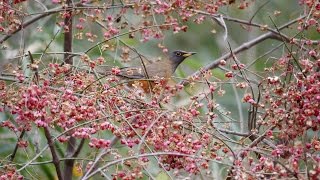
[180,15,305,86]
[44,127,63,180]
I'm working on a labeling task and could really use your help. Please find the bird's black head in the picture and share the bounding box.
[169,50,196,70]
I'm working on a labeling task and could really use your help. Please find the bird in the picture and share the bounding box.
[115,50,196,92]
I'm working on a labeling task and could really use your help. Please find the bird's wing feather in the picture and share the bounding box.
[118,67,145,79]
[117,60,173,79]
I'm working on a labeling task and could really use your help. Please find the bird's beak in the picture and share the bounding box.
[182,52,197,57]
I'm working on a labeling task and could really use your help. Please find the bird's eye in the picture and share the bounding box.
[175,52,182,56]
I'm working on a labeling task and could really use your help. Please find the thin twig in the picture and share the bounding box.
[248,1,271,23]
[9,130,25,162]
[17,108,163,173]
[84,152,232,179]
[0,4,72,44]
[216,128,249,137]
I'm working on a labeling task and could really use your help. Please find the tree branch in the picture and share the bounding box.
[9,130,25,162]
[44,127,63,180]
[179,15,305,86]
[63,1,76,180]
[0,6,62,44]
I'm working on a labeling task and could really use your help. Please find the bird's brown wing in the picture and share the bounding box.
[118,60,172,79]
[117,67,145,79]
[143,61,173,79]
[117,61,173,92]
[117,66,156,92]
